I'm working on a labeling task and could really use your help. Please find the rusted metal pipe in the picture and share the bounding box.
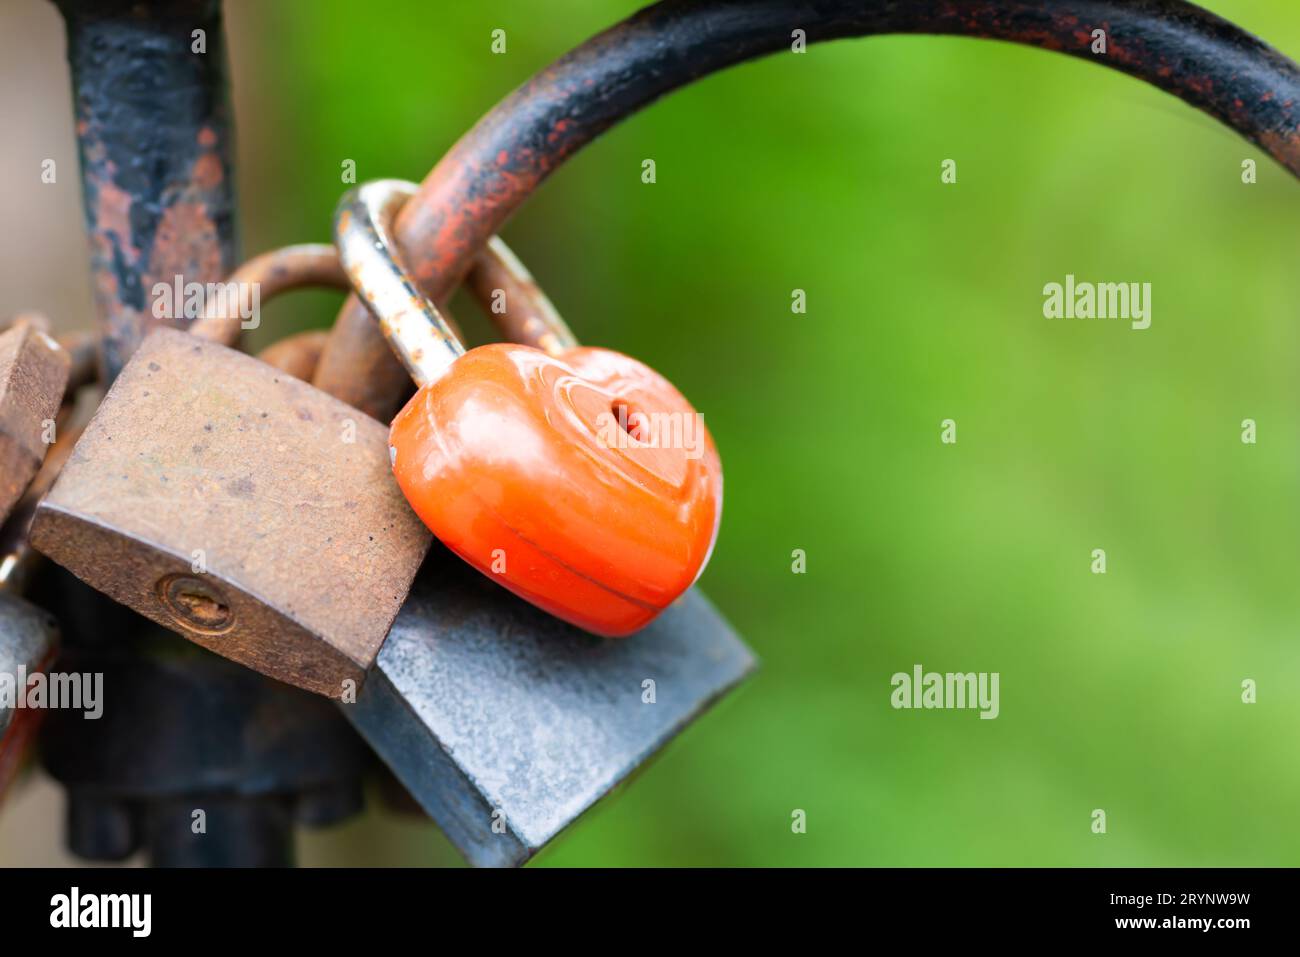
[55,0,238,381]
[313,0,1300,419]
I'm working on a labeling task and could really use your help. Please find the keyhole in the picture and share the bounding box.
[611,400,648,442]
[157,574,235,635]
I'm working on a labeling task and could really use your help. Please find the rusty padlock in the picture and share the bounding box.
[30,247,431,698]
[0,316,71,526]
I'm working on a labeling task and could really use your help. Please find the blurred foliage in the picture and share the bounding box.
[234,0,1300,866]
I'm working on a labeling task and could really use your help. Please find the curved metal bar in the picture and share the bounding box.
[190,244,347,347]
[313,0,1300,418]
[466,238,579,357]
[256,330,330,382]
[333,182,584,387]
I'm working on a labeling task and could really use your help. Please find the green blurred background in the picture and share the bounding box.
[8,0,1300,866]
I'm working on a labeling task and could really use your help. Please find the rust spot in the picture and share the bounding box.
[1260,128,1300,174]
[192,152,223,190]
[145,202,223,318]
[94,180,138,260]
[157,574,235,635]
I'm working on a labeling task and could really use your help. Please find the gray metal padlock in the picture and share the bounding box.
[350,546,754,867]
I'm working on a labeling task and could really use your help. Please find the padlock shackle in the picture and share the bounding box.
[313,0,1300,418]
[467,238,579,357]
[191,244,351,348]
[334,180,583,385]
[334,181,467,388]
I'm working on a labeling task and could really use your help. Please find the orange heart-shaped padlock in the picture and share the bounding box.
[338,181,722,636]
[390,344,721,636]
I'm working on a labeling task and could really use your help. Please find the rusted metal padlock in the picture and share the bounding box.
[338,180,724,639]
[30,250,433,698]
[0,317,70,526]
[34,376,374,864]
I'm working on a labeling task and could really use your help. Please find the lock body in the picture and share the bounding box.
[348,545,754,867]
[31,329,431,698]
[390,342,722,637]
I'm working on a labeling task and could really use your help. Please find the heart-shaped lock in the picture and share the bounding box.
[338,180,723,636]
